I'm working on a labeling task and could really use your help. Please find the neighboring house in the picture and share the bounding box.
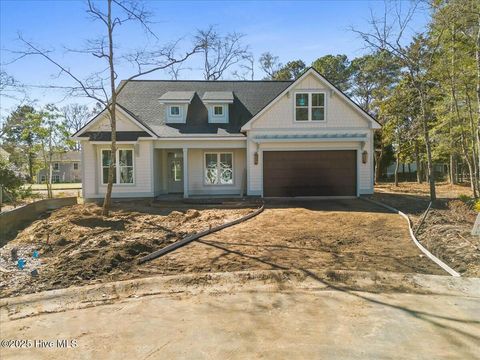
[73,68,380,200]
[385,162,447,178]
[37,151,82,183]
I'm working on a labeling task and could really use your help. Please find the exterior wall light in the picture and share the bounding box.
[254,152,259,165]
[362,150,368,164]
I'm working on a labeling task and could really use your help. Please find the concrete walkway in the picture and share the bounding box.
[1,271,479,359]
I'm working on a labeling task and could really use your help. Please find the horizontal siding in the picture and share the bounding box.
[82,140,154,199]
[89,110,143,132]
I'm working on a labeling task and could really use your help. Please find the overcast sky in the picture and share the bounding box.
[0,0,429,118]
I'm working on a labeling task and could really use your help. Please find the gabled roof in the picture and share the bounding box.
[73,71,379,140]
[241,67,381,131]
[72,103,156,139]
[114,80,292,137]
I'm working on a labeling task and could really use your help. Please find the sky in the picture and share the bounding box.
[0,0,430,118]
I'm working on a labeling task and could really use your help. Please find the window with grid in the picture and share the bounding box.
[204,153,233,185]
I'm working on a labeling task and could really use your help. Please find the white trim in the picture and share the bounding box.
[203,151,235,186]
[90,141,138,145]
[100,148,135,186]
[183,148,189,198]
[241,68,380,131]
[253,137,365,144]
[157,137,246,141]
[72,106,156,139]
[293,91,327,122]
[159,99,193,104]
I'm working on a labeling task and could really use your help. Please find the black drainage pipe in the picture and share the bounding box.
[138,202,265,264]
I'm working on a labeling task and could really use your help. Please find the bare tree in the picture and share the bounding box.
[259,52,281,79]
[0,71,27,108]
[351,0,441,201]
[195,26,250,80]
[232,53,255,80]
[61,103,91,150]
[10,0,199,215]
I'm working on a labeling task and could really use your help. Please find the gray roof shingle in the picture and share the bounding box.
[158,91,195,103]
[116,80,292,137]
[202,91,234,102]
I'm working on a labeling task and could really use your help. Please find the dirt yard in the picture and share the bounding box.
[0,202,254,297]
[1,198,444,298]
[373,182,480,277]
[140,200,444,277]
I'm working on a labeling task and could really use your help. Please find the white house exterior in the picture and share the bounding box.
[73,68,380,200]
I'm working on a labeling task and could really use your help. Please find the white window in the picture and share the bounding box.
[73,162,79,170]
[213,105,223,116]
[208,104,229,123]
[53,162,59,170]
[102,149,134,185]
[52,175,60,183]
[204,152,233,185]
[169,106,181,116]
[295,92,325,121]
[40,175,46,183]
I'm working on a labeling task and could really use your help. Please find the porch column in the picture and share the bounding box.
[183,147,189,198]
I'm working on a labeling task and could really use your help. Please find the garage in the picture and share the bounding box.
[263,150,357,197]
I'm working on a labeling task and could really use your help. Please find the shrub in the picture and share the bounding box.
[0,159,26,203]
[474,200,480,213]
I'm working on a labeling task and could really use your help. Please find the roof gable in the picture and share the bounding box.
[114,80,292,137]
[241,68,381,131]
[72,104,156,139]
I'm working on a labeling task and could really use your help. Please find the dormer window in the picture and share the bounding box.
[203,91,233,124]
[159,91,195,124]
[170,106,181,116]
[213,105,224,116]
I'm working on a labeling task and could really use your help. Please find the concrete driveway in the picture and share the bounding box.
[142,199,445,276]
[1,270,479,360]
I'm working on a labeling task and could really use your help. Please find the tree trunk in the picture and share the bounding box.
[102,0,117,217]
[375,145,383,183]
[418,91,436,202]
[394,155,400,187]
[465,83,480,196]
[28,151,35,183]
[415,141,422,183]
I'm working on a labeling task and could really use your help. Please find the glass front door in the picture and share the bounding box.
[167,152,183,193]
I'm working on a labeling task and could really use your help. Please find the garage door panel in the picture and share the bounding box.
[263,150,356,197]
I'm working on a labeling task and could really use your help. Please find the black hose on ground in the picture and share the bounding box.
[138,202,265,264]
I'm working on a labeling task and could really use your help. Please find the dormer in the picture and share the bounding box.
[202,91,234,124]
[159,91,195,123]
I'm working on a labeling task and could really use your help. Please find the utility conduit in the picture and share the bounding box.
[138,202,265,264]
[362,197,460,277]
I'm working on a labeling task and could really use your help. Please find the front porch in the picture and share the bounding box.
[153,143,247,198]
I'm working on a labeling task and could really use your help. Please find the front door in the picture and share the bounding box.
[167,152,183,193]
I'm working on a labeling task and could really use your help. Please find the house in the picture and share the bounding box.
[37,151,82,183]
[72,68,380,200]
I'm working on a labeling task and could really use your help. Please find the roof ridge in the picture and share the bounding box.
[119,79,294,83]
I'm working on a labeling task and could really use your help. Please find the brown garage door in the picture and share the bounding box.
[263,150,357,197]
